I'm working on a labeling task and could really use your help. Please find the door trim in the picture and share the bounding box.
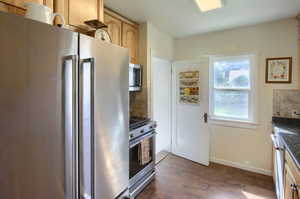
[150,55,172,153]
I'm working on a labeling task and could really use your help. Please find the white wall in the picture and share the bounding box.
[146,22,174,118]
[174,18,299,174]
[148,22,174,61]
[135,22,175,117]
[146,23,174,154]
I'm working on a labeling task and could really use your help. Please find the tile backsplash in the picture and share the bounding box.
[273,89,300,118]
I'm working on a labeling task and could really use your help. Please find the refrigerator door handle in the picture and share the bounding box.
[62,55,78,199]
[79,58,95,199]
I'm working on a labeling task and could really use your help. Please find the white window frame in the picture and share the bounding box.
[209,54,258,129]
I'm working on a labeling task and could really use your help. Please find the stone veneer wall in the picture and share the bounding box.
[130,88,148,117]
[273,89,300,118]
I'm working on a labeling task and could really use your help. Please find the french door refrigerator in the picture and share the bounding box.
[0,11,129,199]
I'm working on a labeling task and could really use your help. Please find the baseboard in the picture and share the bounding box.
[210,157,272,176]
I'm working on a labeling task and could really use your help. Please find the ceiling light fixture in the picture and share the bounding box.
[194,0,224,12]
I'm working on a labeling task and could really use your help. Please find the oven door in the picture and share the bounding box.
[271,134,285,199]
[129,64,142,91]
[129,131,156,187]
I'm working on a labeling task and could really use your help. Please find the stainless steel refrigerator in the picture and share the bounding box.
[0,11,129,199]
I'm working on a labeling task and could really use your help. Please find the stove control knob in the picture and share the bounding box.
[130,134,133,138]
[140,130,144,134]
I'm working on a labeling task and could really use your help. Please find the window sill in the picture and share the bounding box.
[209,117,258,130]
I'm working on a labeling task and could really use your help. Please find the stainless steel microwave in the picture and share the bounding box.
[129,64,142,91]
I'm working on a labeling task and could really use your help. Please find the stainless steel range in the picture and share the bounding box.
[271,127,285,199]
[129,117,157,198]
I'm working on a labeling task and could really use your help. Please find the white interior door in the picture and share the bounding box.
[172,61,210,166]
[152,57,172,154]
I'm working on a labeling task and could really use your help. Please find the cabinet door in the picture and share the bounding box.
[285,164,300,199]
[104,13,122,46]
[0,0,53,10]
[0,1,25,15]
[55,0,103,30]
[122,22,138,64]
[68,0,98,29]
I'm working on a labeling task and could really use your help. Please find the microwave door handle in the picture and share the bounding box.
[62,55,77,199]
[79,58,95,199]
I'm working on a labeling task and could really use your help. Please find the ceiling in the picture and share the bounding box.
[104,0,300,38]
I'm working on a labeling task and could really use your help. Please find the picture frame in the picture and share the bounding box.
[265,57,292,83]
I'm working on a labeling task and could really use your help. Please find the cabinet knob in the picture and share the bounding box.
[291,184,299,198]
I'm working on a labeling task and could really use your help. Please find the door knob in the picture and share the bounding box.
[204,113,208,123]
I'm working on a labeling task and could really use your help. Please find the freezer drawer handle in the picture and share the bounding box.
[62,55,78,199]
[79,58,95,199]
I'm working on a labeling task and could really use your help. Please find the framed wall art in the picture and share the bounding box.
[178,70,200,105]
[266,57,292,83]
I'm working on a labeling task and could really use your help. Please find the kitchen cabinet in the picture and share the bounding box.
[0,0,52,9]
[0,1,25,15]
[54,0,103,31]
[104,12,122,46]
[122,22,138,64]
[285,164,299,199]
[104,8,139,64]
[284,151,300,199]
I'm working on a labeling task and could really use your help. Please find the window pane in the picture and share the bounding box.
[214,59,250,88]
[214,90,249,119]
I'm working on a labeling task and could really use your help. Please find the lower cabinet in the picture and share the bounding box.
[284,151,300,199]
[285,164,299,199]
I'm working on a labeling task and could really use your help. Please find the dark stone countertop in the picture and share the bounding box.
[272,117,300,170]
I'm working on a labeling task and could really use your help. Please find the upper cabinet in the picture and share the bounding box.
[104,12,122,46]
[0,0,52,9]
[104,8,139,64]
[54,0,103,31]
[0,0,52,15]
[122,22,138,64]
[0,1,25,15]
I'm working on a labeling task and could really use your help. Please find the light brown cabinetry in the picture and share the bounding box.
[54,0,103,31]
[122,22,138,64]
[104,9,139,64]
[0,1,25,15]
[284,151,300,199]
[0,0,52,16]
[0,0,52,9]
[104,13,122,46]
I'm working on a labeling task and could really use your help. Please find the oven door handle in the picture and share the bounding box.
[130,131,156,148]
[271,134,283,150]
